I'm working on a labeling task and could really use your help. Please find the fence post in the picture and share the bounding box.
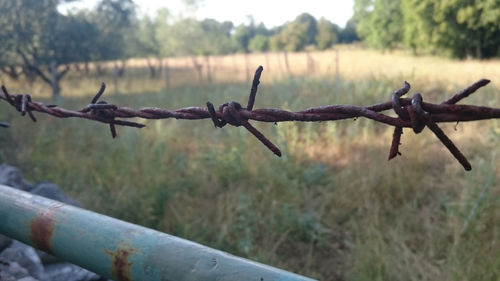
[283,51,291,75]
[335,49,339,77]
[0,184,317,281]
[50,61,59,98]
[113,62,120,94]
[164,59,170,90]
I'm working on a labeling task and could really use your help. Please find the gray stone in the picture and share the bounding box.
[0,260,30,280]
[18,277,40,281]
[0,241,48,281]
[31,182,82,207]
[36,249,62,266]
[0,271,18,281]
[0,163,33,191]
[44,263,105,281]
[0,234,12,252]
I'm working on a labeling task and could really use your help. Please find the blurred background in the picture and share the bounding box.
[0,0,499,280]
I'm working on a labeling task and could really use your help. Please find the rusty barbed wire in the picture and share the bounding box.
[1,66,499,170]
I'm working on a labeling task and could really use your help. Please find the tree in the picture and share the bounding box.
[166,18,234,82]
[198,19,235,81]
[316,18,338,50]
[354,0,500,58]
[0,0,98,97]
[295,13,318,46]
[354,0,404,49]
[268,13,320,52]
[249,35,269,53]
[338,18,360,43]
[90,0,136,75]
[129,14,163,78]
[199,19,235,55]
[402,0,500,58]
[352,0,374,42]
[233,25,254,53]
[269,34,285,51]
[254,23,271,37]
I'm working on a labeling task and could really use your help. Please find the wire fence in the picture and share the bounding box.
[1,66,499,171]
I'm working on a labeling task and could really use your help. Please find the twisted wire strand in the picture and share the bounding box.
[1,66,499,171]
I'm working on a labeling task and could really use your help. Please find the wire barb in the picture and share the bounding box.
[442,79,490,105]
[388,126,403,160]
[247,65,264,110]
[0,68,498,171]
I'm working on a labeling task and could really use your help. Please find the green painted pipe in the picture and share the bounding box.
[0,184,316,281]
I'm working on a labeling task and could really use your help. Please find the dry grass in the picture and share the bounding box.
[0,47,499,280]
[2,45,499,98]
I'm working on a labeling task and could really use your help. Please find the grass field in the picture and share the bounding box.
[1,48,499,280]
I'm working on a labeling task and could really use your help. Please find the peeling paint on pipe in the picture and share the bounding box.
[0,185,316,281]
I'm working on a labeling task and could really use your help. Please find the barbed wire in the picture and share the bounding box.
[1,66,499,171]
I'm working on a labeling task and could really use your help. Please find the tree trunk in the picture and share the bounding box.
[95,62,106,75]
[0,66,21,80]
[306,51,314,75]
[276,52,284,77]
[117,60,126,77]
[204,55,212,83]
[84,62,90,74]
[232,55,239,74]
[244,53,250,82]
[335,49,339,77]
[113,62,119,94]
[191,56,203,84]
[283,51,291,75]
[164,59,170,90]
[475,45,482,59]
[265,53,270,72]
[157,57,163,77]
[50,61,60,98]
[146,57,156,78]
[22,66,37,84]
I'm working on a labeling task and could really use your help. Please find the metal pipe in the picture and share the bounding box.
[0,184,316,281]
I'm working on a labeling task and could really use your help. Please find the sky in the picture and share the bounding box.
[62,0,355,28]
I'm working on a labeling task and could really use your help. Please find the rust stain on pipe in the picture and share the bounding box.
[29,206,59,254]
[106,247,134,281]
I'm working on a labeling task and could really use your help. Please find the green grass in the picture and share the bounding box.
[0,72,499,280]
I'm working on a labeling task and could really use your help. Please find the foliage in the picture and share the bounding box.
[248,35,270,53]
[198,19,235,55]
[0,0,98,96]
[316,18,339,50]
[269,13,319,52]
[233,25,254,53]
[354,0,404,49]
[0,0,367,97]
[354,0,500,58]
[5,0,498,99]
[89,0,136,61]
[130,15,162,59]
[295,13,319,46]
[232,19,271,53]
[338,18,360,44]
[403,0,500,58]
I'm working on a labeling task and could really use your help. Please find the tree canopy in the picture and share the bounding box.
[2,0,497,97]
[0,0,99,96]
[354,0,500,58]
